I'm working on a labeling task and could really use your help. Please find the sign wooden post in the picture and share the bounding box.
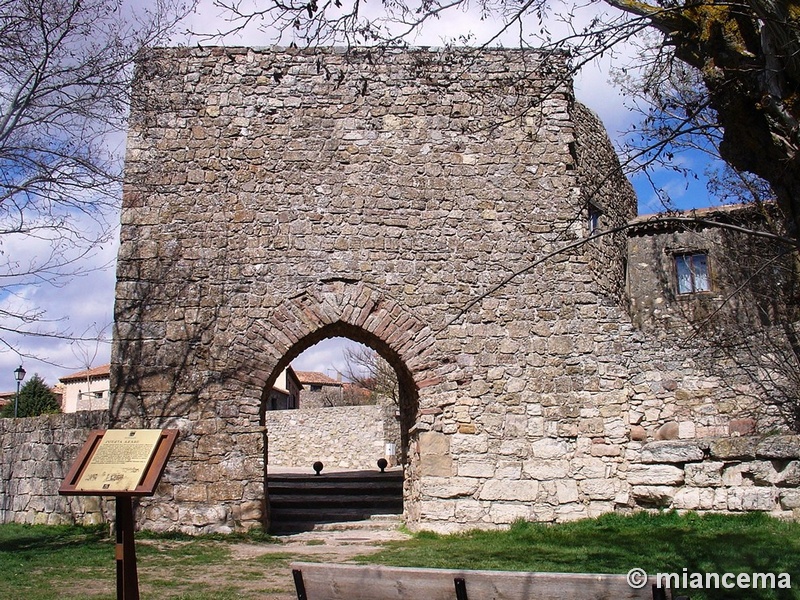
[60,429,178,600]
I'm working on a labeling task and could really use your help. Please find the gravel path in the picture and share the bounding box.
[188,526,412,599]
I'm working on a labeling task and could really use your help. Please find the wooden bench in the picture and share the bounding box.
[291,561,687,600]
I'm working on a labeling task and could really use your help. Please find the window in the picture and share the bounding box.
[675,253,710,294]
[310,384,322,392]
[588,204,602,235]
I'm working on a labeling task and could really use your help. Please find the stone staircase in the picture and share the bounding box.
[266,468,404,535]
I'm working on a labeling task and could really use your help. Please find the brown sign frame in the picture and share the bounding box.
[59,429,178,497]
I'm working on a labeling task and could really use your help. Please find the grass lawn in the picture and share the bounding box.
[359,511,800,600]
[0,523,285,600]
[0,512,798,599]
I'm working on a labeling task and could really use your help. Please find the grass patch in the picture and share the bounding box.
[359,511,800,599]
[0,523,114,599]
[249,551,296,566]
[0,523,286,600]
[3,512,798,600]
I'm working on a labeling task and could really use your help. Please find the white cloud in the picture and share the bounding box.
[292,337,367,380]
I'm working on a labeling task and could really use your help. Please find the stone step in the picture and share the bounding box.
[271,514,403,535]
[267,480,403,494]
[270,494,403,508]
[268,470,403,483]
[271,505,402,522]
[267,470,404,534]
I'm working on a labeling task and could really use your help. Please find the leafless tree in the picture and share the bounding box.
[0,0,194,357]
[340,344,399,406]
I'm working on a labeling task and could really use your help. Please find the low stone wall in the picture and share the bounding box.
[1,407,797,531]
[0,410,111,525]
[265,405,388,470]
[629,436,800,517]
[413,431,800,531]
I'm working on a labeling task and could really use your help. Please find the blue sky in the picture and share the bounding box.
[0,0,723,390]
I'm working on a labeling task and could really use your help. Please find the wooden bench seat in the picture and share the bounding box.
[291,561,686,600]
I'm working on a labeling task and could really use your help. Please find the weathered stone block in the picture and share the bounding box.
[555,503,589,521]
[496,461,523,479]
[678,421,696,439]
[630,485,677,507]
[654,421,679,441]
[422,477,480,499]
[756,436,800,459]
[479,479,539,501]
[721,464,747,486]
[450,433,489,454]
[685,462,724,487]
[420,454,454,477]
[522,459,570,480]
[209,481,245,501]
[489,503,533,524]
[556,480,580,504]
[232,500,263,524]
[672,487,701,510]
[579,478,617,500]
[640,441,704,464]
[746,461,779,486]
[628,464,684,486]
[454,499,487,522]
[728,487,775,511]
[590,443,621,457]
[419,431,450,456]
[573,457,610,479]
[458,460,496,478]
[779,489,800,509]
[729,418,756,436]
[629,426,647,441]
[530,438,571,459]
[420,500,456,521]
[709,437,758,460]
[175,484,209,502]
[777,461,800,487]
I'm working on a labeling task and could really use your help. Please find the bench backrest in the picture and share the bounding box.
[290,562,674,600]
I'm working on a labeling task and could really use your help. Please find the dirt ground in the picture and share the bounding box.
[139,526,412,600]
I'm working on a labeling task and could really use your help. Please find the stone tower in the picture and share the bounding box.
[114,47,772,534]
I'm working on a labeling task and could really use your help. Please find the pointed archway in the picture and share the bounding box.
[239,280,434,532]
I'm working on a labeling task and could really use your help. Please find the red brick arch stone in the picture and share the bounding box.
[245,279,439,391]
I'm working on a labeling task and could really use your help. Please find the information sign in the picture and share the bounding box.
[74,429,163,493]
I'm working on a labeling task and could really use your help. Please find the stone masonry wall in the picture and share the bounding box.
[628,436,800,517]
[0,411,111,526]
[113,46,797,534]
[265,405,387,469]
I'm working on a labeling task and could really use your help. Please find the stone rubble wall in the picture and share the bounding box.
[265,405,389,469]
[1,412,798,530]
[415,432,800,529]
[0,411,111,526]
[113,46,799,534]
[628,437,800,517]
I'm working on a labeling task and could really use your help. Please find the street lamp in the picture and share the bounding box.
[13,365,25,418]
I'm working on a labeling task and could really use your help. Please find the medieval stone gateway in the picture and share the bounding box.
[109,46,799,534]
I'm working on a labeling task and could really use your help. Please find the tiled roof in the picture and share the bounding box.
[295,371,343,386]
[59,364,111,383]
[628,202,777,235]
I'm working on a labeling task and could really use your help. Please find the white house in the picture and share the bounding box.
[59,364,110,412]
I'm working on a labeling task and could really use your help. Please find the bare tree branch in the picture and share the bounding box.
[0,0,195,358]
